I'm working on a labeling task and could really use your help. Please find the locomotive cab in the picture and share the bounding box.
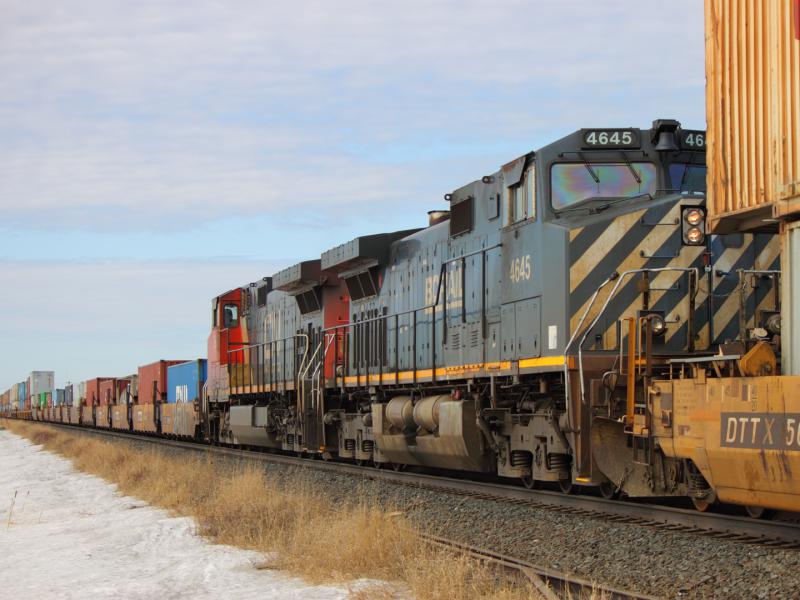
[205,287,244,409]
[433,118,778,496]
[532,120,780,501]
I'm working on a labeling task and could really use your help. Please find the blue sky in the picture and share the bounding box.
[0,0,706,390]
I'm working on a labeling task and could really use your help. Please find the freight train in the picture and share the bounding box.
[2,119,792,517]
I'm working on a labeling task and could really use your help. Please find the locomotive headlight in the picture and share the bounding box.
[686,227,704,244]
[682,206,706,245]
[639,311,667,337]
[650,314,666,336]
[765,313,782,336]
[684,208,704,226]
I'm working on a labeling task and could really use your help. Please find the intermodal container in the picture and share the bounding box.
[28,371,54,402]
[54,388,65,406]
[167,360,207,404]
[99,378,132,405]
[117,375,138,404]
[705,0,800,231]
[18,381,27,410]
[85,378,113,407]
[138,360,187,404]
[65,381,85,406]
[115,378,130,404]
[98,379,116,406]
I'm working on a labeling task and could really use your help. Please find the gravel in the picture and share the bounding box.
[62,430,800,599]
[259,463,800,600]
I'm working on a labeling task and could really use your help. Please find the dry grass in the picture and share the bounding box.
[2,419,544,600]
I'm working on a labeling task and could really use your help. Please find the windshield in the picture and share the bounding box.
[669,163,707,194]
[551,162,657,210]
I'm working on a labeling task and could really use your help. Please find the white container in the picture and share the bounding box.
[29,371,55,399]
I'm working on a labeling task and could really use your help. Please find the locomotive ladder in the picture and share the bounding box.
[298,333,335,453]
[565,267,700,470]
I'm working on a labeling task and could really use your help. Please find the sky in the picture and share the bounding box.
[0,0,706,390]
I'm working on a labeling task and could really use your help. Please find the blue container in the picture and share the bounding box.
[18,381,26,410]
[167,360,207,404]
[54,388,66,406]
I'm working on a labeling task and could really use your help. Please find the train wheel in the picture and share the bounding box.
[355,459,365,467]
[691,497,717,512]
[372,459,383,469]
[599,480,618,500]
[559,478,575,494]
[521,476,539,490]
[745,505,771,519]
[392,463,406,472]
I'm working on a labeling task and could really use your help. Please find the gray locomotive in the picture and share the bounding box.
[206,119,779,499]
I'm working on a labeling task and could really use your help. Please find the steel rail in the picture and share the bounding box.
[6,420,656,600]
[19,421,800,550]
[421,534,658,600]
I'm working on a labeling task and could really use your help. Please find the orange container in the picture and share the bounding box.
[81,405,95,426]
[705,0,800,230]
[95,405,111,428]
[111,405,130,430]
[132,404,158,433]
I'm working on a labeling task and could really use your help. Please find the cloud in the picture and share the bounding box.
[0,0,705,234]
[0,0,707,389]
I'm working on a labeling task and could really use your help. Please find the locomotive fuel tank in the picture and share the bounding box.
[372,395,493,471]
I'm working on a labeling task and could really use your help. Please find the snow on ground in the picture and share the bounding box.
[0,429,369,600]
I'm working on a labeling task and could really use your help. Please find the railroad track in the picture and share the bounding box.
[422,534,658,600]
[4,421,662,600]
[17,420,800,553]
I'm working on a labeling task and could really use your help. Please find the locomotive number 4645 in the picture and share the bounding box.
[510,255,532,283]
[581,128,640,149]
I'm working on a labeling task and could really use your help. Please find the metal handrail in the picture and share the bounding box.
[312,333,336,380]
[225,243,504,387]
[576,267,699,406]
[560,271,620,432]
[299,337,322,381]
[224,243,503,356]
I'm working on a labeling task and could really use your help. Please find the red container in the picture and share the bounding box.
[96,378,130,406]
[85,378,113,407]
[138,360,187,404]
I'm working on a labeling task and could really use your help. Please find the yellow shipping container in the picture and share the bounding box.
[705,0,800,231]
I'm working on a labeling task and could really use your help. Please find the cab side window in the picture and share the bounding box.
[503,165,536,226]
[223,304,239,328]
